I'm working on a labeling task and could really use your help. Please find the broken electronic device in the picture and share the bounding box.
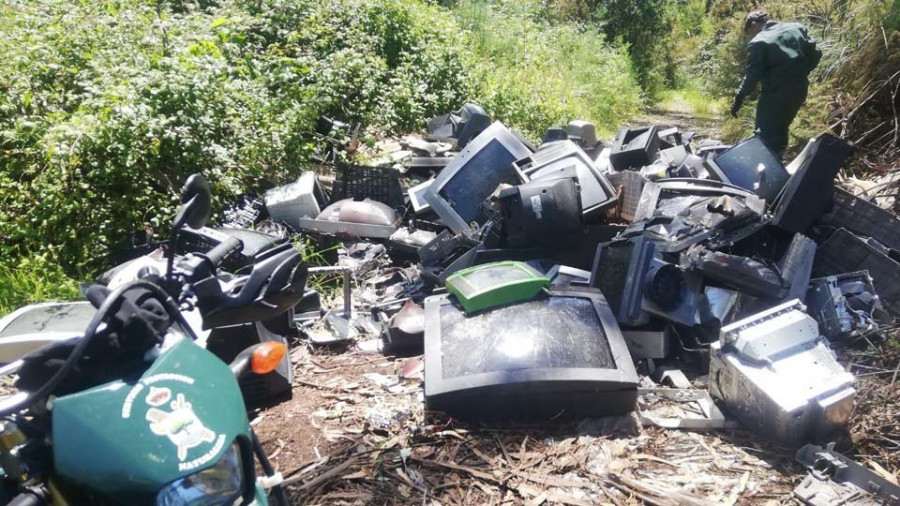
[296,197,401,239]
[590,237,701,327]
[423,122,532,237]
[610,126,660,171]
[706,136,789,203]
[709,300,856,446]
[497,175,584,248]
[424,287,638,420]
[513,140,616,218]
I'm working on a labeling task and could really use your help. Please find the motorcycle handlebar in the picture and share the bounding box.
[204,236,243,267]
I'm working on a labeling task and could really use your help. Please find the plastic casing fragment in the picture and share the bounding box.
[445,261,550,313]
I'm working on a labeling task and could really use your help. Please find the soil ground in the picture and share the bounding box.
[638,91,725,141]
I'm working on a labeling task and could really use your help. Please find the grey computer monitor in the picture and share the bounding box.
[422,122,532,237]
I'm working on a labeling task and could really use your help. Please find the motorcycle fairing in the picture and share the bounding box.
[52,339,252,504]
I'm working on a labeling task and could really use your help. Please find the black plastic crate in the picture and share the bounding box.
[818,188,900,251]
[330,163,405,210]
[814,227,900,313]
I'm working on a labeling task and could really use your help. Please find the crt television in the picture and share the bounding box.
[707,136,789,203]
[424,287,638,420]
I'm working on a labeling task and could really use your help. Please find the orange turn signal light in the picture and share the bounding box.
[251,342,288,375]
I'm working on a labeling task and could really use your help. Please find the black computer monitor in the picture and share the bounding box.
[424,287,638,420]
[499,175,583,248]
[591,237,702,327]
[707,136,789,203]
[590,237,655,326]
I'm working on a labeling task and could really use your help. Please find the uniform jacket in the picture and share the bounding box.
[736,21,822,98]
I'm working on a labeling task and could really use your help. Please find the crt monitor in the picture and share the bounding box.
[590,237,656,326]
[424,287,638,420]
[514,140,616,218]
[423,122,532,237]
[499,175,583,248]
[707,136,789,203]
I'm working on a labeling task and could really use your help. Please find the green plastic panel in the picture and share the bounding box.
[446,261,550,313]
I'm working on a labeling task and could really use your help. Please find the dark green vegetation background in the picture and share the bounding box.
[0,0,897,312]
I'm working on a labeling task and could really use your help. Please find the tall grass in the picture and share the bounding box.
[657,88,724,118]
[455,0,644,139]
[0,256,81,316]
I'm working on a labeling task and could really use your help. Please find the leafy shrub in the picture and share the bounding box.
[547,0,675,96]
[0,255,80,316]
[593,0,674,97]
[0,0,646,284]
[0,0,471,274]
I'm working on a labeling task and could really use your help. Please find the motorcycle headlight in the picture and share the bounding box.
[156,443,245,506]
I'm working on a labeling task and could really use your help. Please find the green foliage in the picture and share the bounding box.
[0,0,649,287]
[665,0,716,89]
[547,0,677,96]
[0,255,81,316]
[593,0,674,97]
[657,88,723,118]
[453,0,643,139]
[0,0,472,275]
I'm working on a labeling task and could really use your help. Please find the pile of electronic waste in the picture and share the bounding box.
[207,103,896,503]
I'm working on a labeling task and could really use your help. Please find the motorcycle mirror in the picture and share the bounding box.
[167,174,212,286]
[172,174,212,231]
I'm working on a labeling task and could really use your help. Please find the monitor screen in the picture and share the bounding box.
[424,288,639,420]
[438,138,523,224]
[424,122,532,236]
[440,295,615,379]
[710,136,788,202]
[592,241,635,318]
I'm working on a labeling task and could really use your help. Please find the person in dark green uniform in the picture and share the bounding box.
[730,10,822,156]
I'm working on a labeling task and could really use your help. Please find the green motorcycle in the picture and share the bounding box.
[0,176,298,505]
[0,279,290,505]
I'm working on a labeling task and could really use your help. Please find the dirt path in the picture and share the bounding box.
[635,90,725,141]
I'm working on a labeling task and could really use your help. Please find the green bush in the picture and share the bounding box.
[665,0,716,90]
[593,0,674,97]
[0,0,472,275]
[0,0,647,286]
[544,0,676,97]
[0,255,81,316]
